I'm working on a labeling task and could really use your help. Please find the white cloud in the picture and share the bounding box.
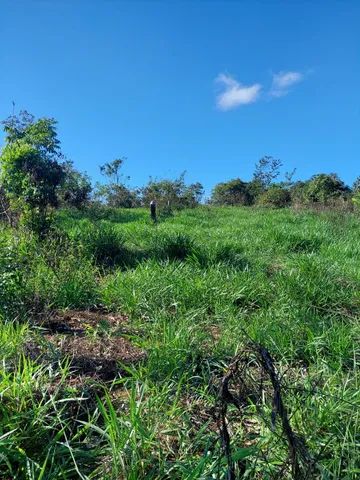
[270,71,303,97]
[216,73,262,111]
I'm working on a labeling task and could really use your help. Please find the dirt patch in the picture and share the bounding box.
[38,309,129,335]
[25,309,146,380]
[25,334,146,379]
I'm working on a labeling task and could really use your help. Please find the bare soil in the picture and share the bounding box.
[38,309,129,334]
[25,309,146,379]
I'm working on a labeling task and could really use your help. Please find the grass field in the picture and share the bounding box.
[0,206,359,479]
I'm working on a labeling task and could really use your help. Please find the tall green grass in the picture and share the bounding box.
[0,207,359,478]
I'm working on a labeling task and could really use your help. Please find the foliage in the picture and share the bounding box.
[0,184,14,224]
[59,160,92,208]
[353,191,360,209]
[352,176,360,195]
[211,178,253,205]
[257,184,291,208]
[95,182,140,208]
[100,157,127,185]
[95,157,139,208]
[304,173,350,204]
[0,111,65,235]
[253,155,283,190]
[141,173,204,211]
[289,180,308,205]
[2,110,60,154]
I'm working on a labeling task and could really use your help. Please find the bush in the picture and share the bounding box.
[211,178,253,206]
[304,174,349,204]
[257,186,291,208]
[141,173,204,211]
[59,161,92,209]
[0,241,26,318]
[94,183,140,208]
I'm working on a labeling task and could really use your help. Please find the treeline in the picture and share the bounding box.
[0,111,359,235]
[211,156,358,209]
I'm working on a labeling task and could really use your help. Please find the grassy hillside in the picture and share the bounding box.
[1,207,359,479]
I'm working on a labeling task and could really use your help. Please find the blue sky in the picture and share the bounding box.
[1,1,359,196]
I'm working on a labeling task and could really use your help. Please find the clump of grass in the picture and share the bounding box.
[210,242,250,270]
[72,220,131,268]
[284,233,323,253]
[155,232,196,261]
[26,254,99,310]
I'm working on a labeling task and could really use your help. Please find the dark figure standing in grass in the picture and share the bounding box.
[150,200,157,223]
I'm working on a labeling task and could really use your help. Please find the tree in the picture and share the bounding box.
[182,182,204,208]
[352,177,360,210]
[94,182,139,208]
[59,161,92,208]
[211,178,253,206]
[100,158,127,185]
[289,180,308,205]
[257,185,291,208]
[304,173,350,204]
[0,111,65,235]
[141,173,203,210]
[96,157,138,207]
[253,156,283,190]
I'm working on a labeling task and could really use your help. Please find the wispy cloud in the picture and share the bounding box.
[216,73,262,111]
[270,71,303,97]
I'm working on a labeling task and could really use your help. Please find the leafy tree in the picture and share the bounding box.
[253,156,283,190]
[141,173,203,211]
[100,158,127,185]
[0,184,13,224]
[96,157,138,207]
[304,173,350,204]
[182,181,204,208]
[94,182,139,208]
[59,161,92,209]
[211,178,253,206]
[289,180,308,205]
[0,111,65,235]
[350,177,360,209]
[257,185,291,208]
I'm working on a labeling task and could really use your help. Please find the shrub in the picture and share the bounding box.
[257,186,291,208]
[211,178,253,206]
[59,161,92,209]
[141,173,204,211]
[305,174,349,204]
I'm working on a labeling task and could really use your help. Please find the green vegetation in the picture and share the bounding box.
[1,206,359,479]
[0,111,359,478]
